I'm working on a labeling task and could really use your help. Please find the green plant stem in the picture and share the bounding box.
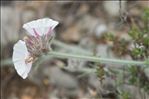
[49,51,147,66]
[1,51,148,67]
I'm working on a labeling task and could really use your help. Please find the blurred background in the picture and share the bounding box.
[1,1,149,99]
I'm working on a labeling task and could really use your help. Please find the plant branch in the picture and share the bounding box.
[48,51,147,66]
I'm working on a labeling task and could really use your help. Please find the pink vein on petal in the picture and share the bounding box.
[33,28,40,37]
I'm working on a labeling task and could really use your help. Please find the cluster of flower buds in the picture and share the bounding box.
[12,18,59,79]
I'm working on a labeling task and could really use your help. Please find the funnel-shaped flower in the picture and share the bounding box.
[12,40,33,79]
[13,18,59,79]
[23,18,59,57]
[23,18,59,36]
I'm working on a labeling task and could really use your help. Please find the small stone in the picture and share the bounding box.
[101,77,116,93]
[95,24,107,37]
[47,67,79,97]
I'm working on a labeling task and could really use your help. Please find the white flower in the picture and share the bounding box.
[23,18,59,36]
[12,40,33,79]
[12,18,59,79]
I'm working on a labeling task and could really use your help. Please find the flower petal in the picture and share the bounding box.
[12,40,32,79]
[20,62,32,79]
[23,18,59,36]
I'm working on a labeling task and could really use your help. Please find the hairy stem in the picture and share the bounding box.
[49,51,147,66]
